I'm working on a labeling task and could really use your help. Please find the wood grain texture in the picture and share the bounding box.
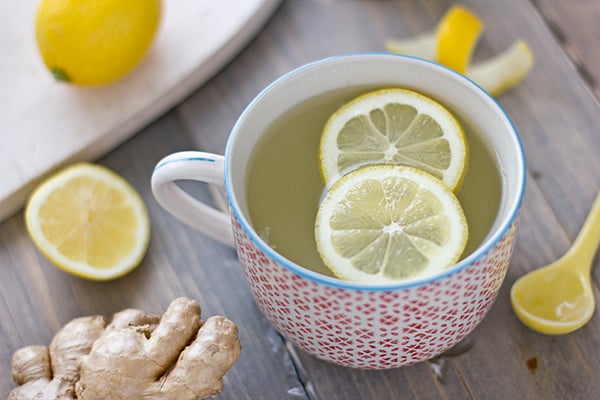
[533,0,600,98]
[1,0,599,399]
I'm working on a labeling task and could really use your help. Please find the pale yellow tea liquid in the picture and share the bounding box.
[246,87,501,278]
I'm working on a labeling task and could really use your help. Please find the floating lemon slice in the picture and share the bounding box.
[25,163,150,281]
[384,4,535,96]
[319,88,468,191]
[315,165,468,284]
[435,4,483,74]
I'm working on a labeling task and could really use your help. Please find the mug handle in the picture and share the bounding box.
[151,151,235,247]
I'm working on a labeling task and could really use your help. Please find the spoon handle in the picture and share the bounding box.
[568,191,600,274]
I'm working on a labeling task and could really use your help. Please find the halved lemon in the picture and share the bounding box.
[25,163,150,281]
[315,165,468,284]
[319,88,468,191]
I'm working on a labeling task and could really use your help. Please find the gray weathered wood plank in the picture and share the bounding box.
[534,0,600,98]
[2,0,599,398]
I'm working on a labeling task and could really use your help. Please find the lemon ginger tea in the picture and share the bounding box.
[245,87,502,278]
[153,54,526,369]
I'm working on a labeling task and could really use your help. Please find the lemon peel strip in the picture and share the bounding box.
[435,5,484,74]
[384,5,535,96]
[385,32,436,60]
[467,40,535,97]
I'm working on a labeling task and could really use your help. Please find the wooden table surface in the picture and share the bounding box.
[2,1,599,398]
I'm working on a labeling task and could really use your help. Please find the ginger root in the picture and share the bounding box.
[10,316,106,400]
[9,297,241,400]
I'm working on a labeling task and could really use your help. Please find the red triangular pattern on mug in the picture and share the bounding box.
[235,217,518,369]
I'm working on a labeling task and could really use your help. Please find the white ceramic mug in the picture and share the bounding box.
[152,53,525,369]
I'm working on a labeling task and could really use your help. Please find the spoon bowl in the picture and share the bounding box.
[510,192,600,335]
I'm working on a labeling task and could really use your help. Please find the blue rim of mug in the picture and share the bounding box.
[225,52,526,292]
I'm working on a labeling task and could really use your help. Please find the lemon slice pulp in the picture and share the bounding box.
[25,163,150,281]
[315,165,468,284]
[319,88,468,191]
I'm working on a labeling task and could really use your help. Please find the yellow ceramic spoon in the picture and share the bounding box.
[511,191,600,335]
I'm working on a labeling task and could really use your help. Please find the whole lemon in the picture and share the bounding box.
[35,0,162,85]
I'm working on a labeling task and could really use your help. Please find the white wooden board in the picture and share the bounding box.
[0,0,281,222]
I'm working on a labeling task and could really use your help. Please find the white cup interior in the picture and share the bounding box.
[225,53,525,286]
